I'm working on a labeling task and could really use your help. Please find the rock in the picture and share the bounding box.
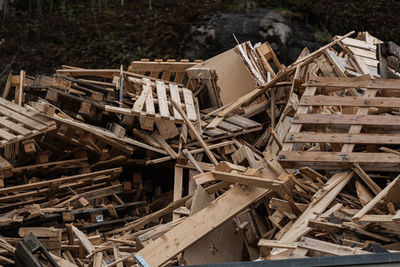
[184,8,322,64]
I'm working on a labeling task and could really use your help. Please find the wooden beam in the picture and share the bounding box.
[135,185,269,267]
[171,100,218,166]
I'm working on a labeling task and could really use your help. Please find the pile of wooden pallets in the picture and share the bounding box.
[2,30,400,267]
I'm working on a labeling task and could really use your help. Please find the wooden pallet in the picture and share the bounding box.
[128,59,202,86]
[278,76,400,171]
[108,77,198,124]
[200,109,262,142]
[0,98,56,147]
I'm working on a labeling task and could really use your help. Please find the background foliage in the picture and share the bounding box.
[1,0,399,76]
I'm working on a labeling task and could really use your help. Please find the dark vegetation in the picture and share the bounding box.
[0,0,399,79]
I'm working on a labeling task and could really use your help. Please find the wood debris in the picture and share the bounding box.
[1,31,400,266]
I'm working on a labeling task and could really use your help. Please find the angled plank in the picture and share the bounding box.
[132,78,152,114]
[353,175,400,220]
[135,185,269,267]
[171,100,218,166]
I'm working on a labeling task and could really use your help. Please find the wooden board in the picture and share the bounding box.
[135,185,269,267]
[0,99,56,147]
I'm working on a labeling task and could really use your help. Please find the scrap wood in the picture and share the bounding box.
[135,185,269,267]
[1,30,400,266]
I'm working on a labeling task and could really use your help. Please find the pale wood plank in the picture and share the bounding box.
[156,80,170,118]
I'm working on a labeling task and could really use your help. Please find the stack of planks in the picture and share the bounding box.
[2,31,400,267]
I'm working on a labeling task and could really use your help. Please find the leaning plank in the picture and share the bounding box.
[171,100,218,166]
[271,172,353,255]
[135,185,268,267]
[353,163,382,195]
[352,175,400,220]
[132,79,152,114]
[71,225,96,253]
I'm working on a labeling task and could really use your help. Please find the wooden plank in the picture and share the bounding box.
[0,105,47,130]
[278,151,400,164]
[183,88,197,121]
[173,166,183,221]
[129,60,196,73]
[0,117,31,135]
[305,76,400,90]
[271,172,353,255]
[300,95,400,108]
[2,73,12,99]
[258,239,298,249]
[0,128,17,141]
[353,163,382,195]
[154,133,178,159]
[135,185,269,267]
[144,80,155,116]
[340,37,376,50]
[298,237,370,255]
[217,120,242,133]
[156,80,170,118]
[282,87,317,151]
[352,175,400,220]
[293,114,400,126]
[169,84,183,120]
[17,70,25,106]
[211,171,286,190]
[132,79,152,114]
[347,46,376,60]
[225,115,261,129]
[285,132,400,144]
[171,100,218,166]
[0,168,121,195]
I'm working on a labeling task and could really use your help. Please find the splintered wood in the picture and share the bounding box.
[2,30,400,267]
